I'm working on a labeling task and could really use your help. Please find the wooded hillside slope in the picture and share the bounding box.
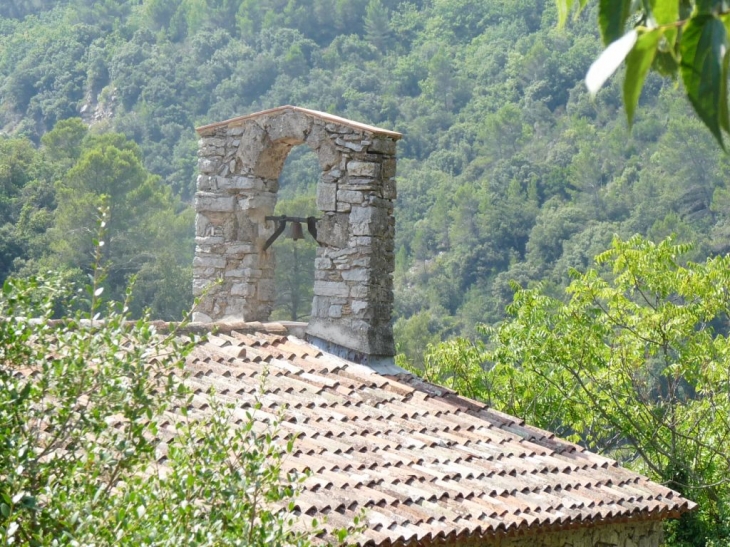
[1,0,728,365]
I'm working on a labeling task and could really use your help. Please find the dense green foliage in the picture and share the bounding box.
[2,2,730,544]
[0,118,193,319]
[1,0,729,354]
[564,0,730,148]
[416,236,730,546]
[0,268,327,546]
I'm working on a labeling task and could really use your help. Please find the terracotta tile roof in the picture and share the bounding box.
[18,320,695,544]
[161,322,695,545]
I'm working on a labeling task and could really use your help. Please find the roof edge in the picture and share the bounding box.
[25,318,309,339]
[195,105,402,140]
[361,507,695,547]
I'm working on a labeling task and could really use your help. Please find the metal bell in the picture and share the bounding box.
[290,220,304,241]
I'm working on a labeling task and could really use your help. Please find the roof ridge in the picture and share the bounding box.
[195,105,402,139]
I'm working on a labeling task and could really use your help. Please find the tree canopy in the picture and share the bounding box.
[0,265,334,545]
[416,236,730,545]
[1,0,730,402]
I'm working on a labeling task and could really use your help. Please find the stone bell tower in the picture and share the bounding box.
[192,106,401,359]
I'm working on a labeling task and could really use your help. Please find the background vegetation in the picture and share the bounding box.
[0,259,325,545]
[413,237,730,545]
[2,0,729,340]
[2,0,730,544]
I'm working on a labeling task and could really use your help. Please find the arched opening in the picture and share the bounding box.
[193,106,399,357]
[269,144,319,321]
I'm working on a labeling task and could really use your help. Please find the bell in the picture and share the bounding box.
[290,220,304,241]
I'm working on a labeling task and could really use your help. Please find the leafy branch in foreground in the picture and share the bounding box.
[0,212,354,545]
[559,0,730,149]
[422,236,730,545]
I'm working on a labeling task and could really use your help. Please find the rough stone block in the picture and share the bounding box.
[337,189,364,204]
[241,254,262,268]
[257,279,276,301]
[347,161,380,178]
[224,297,247,315]
[231,283,256,297]
[195,236,224,245]
[336,137,365,152]
[204,137,227,149]
[369,138,397,155]
[315,268,338,281]
[383,177,397,199]
[317,214,350,248]
[367,196,394,210]
[315,257,333,269]
[326,123,351,133]
[351,300,368,314]
[317,137,340,171]
[349,285,368,299]
[349,206,390,237]
[225,268,262,278]
[192,278,214,296]
[265,110,311,144]
[382,158,397,178]
[311,296,335,318]
[197,175,215,191]
[192,311,213,323]
[341,268,370,282]
[233,214,257,242]
[344,179,381,192]
[344,141,366,152]
[306,122,326,149]
[235,123,268,168]
[314,280,349,298]
[193,255,226,269]
[317,183,337,211]
[195,192,236,212]
[241,192,277,212]
[193,266,216,277]
[199,158,219,174]
[328,305,343,318]
[225,243,256,256]
[223,176,264,191]
[327,246,357,259]
[195,214,210,236]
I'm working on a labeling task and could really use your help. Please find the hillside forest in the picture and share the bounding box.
[1,0,728,346]
[0,0,730,352]
[3,0,730,545]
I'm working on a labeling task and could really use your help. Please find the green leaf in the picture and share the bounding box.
[624,28,663,125]
[652,0,679,46]
[556,0,573,27]
[652,0,679,24]
[696,0,727,13]
[721,46,730,134]
[556,0,588,28]
[653,49,680,76]
[599,0,632,45]
[680,14,729,148]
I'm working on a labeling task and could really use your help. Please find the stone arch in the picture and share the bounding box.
[193,106,401,358]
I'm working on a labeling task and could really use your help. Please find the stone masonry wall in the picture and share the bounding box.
[193,106,399,357]
[492,520,663,547]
